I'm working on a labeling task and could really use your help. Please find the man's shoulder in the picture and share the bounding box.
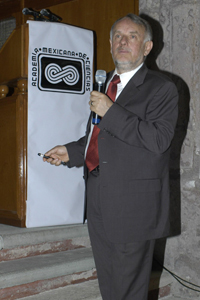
[143,67,178,99]
[145,67,175,85]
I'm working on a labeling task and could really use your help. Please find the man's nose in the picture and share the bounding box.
[120,35,128,45]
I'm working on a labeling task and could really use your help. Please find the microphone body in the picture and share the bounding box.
[92,70,106,125]
[22,8,61,22]
[22,8,47,21]
[40,9,62,22]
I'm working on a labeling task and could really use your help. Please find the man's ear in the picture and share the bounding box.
[109,39,112,54]
[144,41,153,57]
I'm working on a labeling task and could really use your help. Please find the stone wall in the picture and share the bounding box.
[139,0,200,298]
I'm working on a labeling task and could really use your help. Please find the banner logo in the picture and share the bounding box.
[38,54,85,94]
[45,64,80,86]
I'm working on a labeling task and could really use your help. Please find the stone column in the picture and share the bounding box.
[139,0,200,298]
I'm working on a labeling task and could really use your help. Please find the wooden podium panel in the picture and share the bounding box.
[0,20,28,226]
[0,25,28,84]
[0,88,27,227]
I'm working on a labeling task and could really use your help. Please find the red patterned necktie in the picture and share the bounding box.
[85,74,120,172]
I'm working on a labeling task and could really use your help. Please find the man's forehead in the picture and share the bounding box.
[113,29,140,35]
[112,21,145,37]
[113,19,145,33]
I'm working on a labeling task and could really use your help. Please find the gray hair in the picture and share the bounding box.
[110,13,153,43]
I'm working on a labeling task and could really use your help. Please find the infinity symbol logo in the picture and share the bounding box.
[45,63,80,85]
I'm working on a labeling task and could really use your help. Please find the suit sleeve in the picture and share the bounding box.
[64,136,86,168]
[98,80,178,154]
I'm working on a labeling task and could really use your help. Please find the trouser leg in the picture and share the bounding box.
[87,171,112,299]
[110,239,155,300]
[86,172,155,300]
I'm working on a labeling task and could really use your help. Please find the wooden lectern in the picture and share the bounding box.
[0,24,29,227]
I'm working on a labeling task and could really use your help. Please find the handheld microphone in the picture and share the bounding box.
[40,9,62,22]
[22,8,47,21]
[92,70,106,125]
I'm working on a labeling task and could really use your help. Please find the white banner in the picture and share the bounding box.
[26,21,93,228]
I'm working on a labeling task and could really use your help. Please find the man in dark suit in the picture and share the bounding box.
[44,13,178,300]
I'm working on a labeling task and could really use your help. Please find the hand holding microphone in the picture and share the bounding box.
[90,70,113,124]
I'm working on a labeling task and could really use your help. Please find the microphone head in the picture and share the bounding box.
[40,9,50,17]
[22,8,32,15]
[22,8,42,19]
[95,70,106,85]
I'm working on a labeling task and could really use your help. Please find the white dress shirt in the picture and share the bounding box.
[106,63,143,100]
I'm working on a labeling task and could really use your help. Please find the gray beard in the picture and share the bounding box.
[114,60,135,73]
[113,56,145,73]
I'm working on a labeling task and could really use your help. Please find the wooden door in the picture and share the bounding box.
[47,0,139,72]
[0,0,138,73]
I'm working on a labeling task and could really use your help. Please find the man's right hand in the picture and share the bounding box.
[43,145,69,166]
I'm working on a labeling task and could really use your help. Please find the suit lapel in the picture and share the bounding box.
[115,64,148,106]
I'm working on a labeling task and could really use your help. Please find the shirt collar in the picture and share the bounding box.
[112,63,144,88]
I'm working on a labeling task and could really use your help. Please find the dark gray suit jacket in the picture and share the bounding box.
[66,64,178,243]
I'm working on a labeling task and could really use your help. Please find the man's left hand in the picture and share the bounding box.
[89,91,113,117]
